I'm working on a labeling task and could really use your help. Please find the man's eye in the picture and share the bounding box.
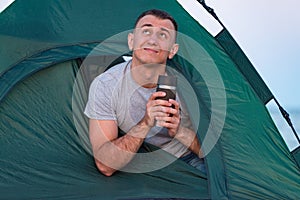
[142,29,150,35]
[159,33,167,39]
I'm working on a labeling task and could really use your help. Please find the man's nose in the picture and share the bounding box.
[147,33,158,45]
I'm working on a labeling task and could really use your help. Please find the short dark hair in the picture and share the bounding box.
[134,9,178,32]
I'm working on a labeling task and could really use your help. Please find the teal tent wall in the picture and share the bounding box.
[0,60,208,199]
[1,0,300,199]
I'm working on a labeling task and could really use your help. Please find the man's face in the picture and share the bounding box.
[128,15,179,66]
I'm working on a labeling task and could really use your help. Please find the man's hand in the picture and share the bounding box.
[157,99,180,137]
[145,92,180,137]
[150,96,203,157]
[142,91,174,127]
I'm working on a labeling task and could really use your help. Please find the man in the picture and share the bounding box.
[84,9,205,176]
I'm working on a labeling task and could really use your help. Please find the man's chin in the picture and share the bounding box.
[138,57,166,66]
[140,62,166,68]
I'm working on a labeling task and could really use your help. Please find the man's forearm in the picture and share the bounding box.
[175,126,203,158]
[94,121,151,176]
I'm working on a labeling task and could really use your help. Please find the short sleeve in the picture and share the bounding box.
[84,76,117,120]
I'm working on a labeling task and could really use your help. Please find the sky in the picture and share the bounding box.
[1,0,299,148]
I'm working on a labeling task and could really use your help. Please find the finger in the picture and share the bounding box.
[154,99,172,107]
[153,110,169,118]
[168,99,179,109]
[148,100,171,110]
[156,115,180,125]
[149,91,166,101]
[168,99,180,116]
[158,105,178,117]
[157,119,179,130]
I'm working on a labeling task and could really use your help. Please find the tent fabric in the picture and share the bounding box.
[215,29,274,104]
[0,60,208,199]
[1,0,300,199]
[292,146,300,167]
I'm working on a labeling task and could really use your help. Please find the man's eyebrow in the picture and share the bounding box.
[141,23,153,28]
[140,24,171,34]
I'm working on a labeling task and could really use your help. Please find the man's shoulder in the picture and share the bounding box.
[94,60,130,83]
[105,60,130,74]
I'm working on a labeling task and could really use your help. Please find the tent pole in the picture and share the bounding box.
[274,98,300,145]
[196,0,225,29]
[196,0,300,147]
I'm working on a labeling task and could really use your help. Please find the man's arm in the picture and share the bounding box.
[175,126,203,158]
[89,119,151,176]
[89,91,172,176]
[160,99,203,158]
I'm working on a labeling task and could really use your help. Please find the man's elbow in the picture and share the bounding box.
[95,160,116,177]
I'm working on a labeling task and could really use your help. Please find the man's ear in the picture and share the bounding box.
[168,43,179,59]
[128,33,134,51]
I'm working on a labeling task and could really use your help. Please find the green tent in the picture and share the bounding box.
[0,0,299,199]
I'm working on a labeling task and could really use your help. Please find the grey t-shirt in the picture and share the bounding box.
[84,61,192,158]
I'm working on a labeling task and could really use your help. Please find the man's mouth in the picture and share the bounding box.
[144,48,159,53]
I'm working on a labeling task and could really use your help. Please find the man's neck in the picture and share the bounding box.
[130,62,166,88]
